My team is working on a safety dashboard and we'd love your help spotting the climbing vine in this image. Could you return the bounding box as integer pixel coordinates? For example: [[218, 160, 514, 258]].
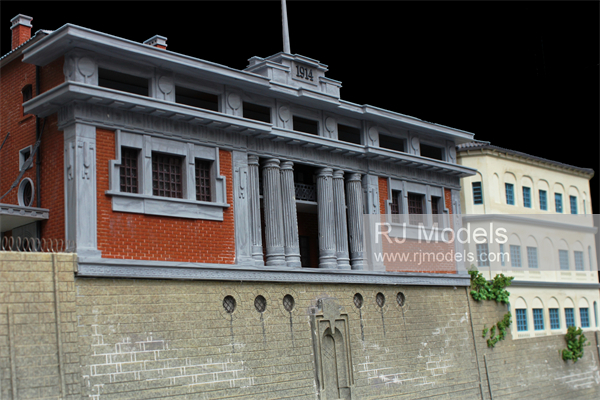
[[561, 326, 589, 363], [469, 267, 514, 348]]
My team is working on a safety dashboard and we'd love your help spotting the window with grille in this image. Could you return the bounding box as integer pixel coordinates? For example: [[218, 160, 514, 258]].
[[408, 193, 424, 225], [152, 153, 183, 198], [195, 159, 212, 201], [580, 308, 589, 328], [472, 182, 483, 205], [390, 190, 401, 215], [477, 243, 489, 267], [499, 243, 506, 267], [555, 193, 563, 213], [505, 183, 514, 205], [120, 147, 139, 193], [539, 190, 547, 210], [516, 309, 528, 331], [564, 308, 575, 328], [510, 245, 521, 268], [549, 308, 560, 330], [523, 187, 531, 208], [533, 308, 544, 330], [574, 251, 584, 271], [527, 247, 538, 269], [559, 250, 569, 270], [570, 195, 577, 214]]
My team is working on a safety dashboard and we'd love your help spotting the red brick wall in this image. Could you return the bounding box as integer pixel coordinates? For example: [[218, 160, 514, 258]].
[[377, 177, 456, 274], [444, 188, 453, 214], [95, 128, 235, 263], [39, 114, 65, 241]]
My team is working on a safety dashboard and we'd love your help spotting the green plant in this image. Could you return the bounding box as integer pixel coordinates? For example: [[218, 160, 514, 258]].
[[562, 326, 589, 362], [469, 266, 514, 348]]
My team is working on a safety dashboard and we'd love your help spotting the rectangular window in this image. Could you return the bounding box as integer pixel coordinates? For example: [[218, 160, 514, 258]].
[[407, 193, 424, 225], [119, 147, 139, 193], [549, 308, 560, 330], [390, 190, 401, 215], [379, 134, 405, 153], [195, 159, 212, 202], [510, 245, 521, 268], [570, 195, 577, 214], [555, 193, 563, 213], [293, 116, 319, 135], [98, 68, 149, 96], [420, 143, 444, 160], [574, 251, 584, 271], [533, 309, 544, 330], [472, 182, 483, 205], [505, 183, 514, 205], [523, 187, 531, 208], [243, 102, 271, 123], [559, 249, 569, 270], [539, 190, 547, 210], [175, 86, 219, 112], [580, 308, 589, 328], [527, 247, 538, 268], [337, 124, 361, 145], [564, 308, 575, 328], [516, 309, 528, 331], [477, 243, 490, 267], [499, 243, 506, 267], [152, 153, 183, 199]]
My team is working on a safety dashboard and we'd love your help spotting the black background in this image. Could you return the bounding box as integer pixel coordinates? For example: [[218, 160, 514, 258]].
[[2, 1, 598, 212]]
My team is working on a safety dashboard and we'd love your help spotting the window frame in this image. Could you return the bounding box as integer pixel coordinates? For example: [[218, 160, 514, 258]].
[[527, 246, 538, 269], [510, 245, 522, 268], [522, 186, 531, 208], [564, 308, 575, 328], [505, 183, 515, 205], [532, 308, 544, 331], [559, 249, 569, 270], [555, 193, 563, 213], [570, 195, 578, 214], [574, 251, 584, 271], [539, 190, 547, 211], [472, 182, 483, 205], [579, 308, 589, 328], [477, 243, 490, 267], [549, 308, 560, 330], [107, 129, 228, 220], [516, 309, 528, 331]]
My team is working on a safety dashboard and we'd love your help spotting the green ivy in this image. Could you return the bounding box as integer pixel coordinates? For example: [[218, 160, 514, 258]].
[[562, 326, 589, 362], [469, 267, 514, 348]]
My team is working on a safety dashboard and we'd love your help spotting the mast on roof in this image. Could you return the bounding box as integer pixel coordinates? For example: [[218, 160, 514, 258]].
[[281, 0, 291, 54]]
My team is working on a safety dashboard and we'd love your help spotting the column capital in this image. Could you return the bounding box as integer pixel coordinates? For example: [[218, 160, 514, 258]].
[[280, 160, 294, 170], [263, 158, 281, 169], [333, 169, 345, 179], [248, 154, 260, 165], [347, 172, 362, 182], [316, 167, 333, 177]]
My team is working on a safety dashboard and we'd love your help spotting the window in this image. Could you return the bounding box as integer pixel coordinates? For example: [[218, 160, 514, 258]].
[[119, 147, 139, 193], [293, 116, 319, 135], [379, 134, 405, 153], [555, 193, 562, 213], [243, 102, 270, 123], [472, 182, 483, 205], [477, 243, 490, 267], [338, 124, 361, 145], [570, 195, 577, 214], [19, 146, 32, 171], [420, 143, 444, 160], [533, 309, 544, 330], [431, 196, 441, 224], [527, 247, 538, 268], [539, 190, 547, 210], [564, 308, 575, 328], [195, 159, 212, 202], [175, 86, 219, 111], [407, 192, 424, 225], [510, 245, 521, 268], [516, 309, 528, 331], [98, 68, 149, 96], [499, 243, 506, 267], [574, 251, 584, 271], [390, 190, 401, 215], [22, 84, 32, 115], [152, 152, 183, 199], [559, 250, 569, 270], [580, 308, 589, 328], [523, 187, 531, 208], [505, 183, 514, 205], [594, 302, 598, 328], [549, 308, 560, 330]]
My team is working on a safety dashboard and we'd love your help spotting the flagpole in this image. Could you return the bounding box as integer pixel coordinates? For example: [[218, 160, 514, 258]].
[[281, 0, 291, 54]]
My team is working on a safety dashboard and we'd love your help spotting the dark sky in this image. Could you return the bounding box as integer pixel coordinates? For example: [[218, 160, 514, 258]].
[[2, 1, 598, 212]]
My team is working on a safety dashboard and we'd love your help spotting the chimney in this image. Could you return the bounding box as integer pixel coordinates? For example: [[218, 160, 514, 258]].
[[143, 35, 167, 50], [11, 14, 33, 50]]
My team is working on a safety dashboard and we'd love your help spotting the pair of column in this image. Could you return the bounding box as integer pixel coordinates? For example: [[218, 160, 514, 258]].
[[248, 156, 301, 268], [317, 169, 366, 270]]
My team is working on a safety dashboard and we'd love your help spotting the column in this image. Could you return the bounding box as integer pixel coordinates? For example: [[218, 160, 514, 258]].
[[317, 168, 337, 269], [262, 158, 286, 266], [280, 161, 301, 268], [247, 155, 264, 266], [346, 173, 366, 270], [232, 151, 253, 265], [333, 170, 351, 269]]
